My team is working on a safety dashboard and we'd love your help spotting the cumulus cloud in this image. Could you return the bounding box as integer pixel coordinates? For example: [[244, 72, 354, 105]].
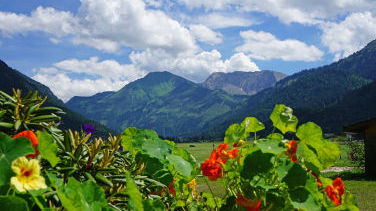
[[189, 24, 222, 45], [0, 6, 76, 37], [236, 30, 324, 61], [179, 0, 376, 25], [130, 49, 259, 82], [321, 12, 376, 59], [33, 73, 128, 102], [32, 57, 146, 101], [0, 0, 197, 54]]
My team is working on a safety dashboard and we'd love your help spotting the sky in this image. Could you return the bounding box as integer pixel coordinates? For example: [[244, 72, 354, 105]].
[[0, 0, 375, 102]]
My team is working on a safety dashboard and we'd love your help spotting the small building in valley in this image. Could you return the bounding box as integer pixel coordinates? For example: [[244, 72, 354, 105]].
[[344, 118, 376, 177]]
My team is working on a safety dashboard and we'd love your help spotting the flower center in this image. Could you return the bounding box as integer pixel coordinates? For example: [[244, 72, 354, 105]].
[[21, 167, 33, 177]]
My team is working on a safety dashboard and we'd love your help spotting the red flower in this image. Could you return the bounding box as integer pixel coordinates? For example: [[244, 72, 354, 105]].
[[310, 171, 322, 188], [285, 140, 298, 162], [26, 150, 40, 159], [325, 177, 344, 206], [201, 149, 223, 181], [13, 130, 39, 159], [13, 130, 38, 146], [168, 178, 176, 197], [236, 193, 261, 211]]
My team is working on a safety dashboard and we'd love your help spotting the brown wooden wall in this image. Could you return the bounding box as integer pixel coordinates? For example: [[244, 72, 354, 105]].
[[365, 124, 376, 177]]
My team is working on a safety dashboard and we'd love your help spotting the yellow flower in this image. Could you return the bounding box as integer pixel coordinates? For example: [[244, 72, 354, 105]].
[[187, 178, 197, 198], [10, 157, 47, 192]]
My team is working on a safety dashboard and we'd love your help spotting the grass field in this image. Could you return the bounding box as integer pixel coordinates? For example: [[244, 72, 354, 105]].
[[177, 141, 375, 211]]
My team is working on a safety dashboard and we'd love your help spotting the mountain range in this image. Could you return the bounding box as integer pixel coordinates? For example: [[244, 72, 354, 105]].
[[0, 60, 113, 137], [66, 71, 249, 137], [203, 39, 376, 137], [202, 70, 286, 95]]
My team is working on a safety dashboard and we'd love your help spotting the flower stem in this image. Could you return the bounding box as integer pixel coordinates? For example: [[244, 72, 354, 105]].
[[6, 187, 12, 195], [204, 178, 218, 209]]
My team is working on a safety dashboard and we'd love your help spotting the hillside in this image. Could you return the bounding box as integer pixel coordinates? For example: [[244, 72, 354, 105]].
[[296, 80, 376, 133], [203, 39, 376, 137], [66, 71, 249, 137], [202, 70, 286, 95], [0, 60, 114, 137]]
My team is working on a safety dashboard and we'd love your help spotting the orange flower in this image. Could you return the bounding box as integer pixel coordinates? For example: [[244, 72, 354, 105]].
[[233, 140, 246, 147], [13, 130, 38, 146], [227, 148, 240, 159], [285, 140, 298, 162], [201, 149, 223, 181], [217, 143, 230, 163], [236, 193, 262, 211], [201, 144, 241, 181], [325, 177, 344, 206], [169, 178, 176, 197]]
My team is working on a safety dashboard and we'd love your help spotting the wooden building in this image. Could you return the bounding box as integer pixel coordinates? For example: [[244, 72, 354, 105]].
[[344, 118, 376, 177]]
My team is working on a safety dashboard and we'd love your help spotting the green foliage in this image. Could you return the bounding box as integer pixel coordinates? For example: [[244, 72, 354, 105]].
[[0, 89, 63, 136], [270, 104, 298, 134], [201, 105, 358, 210], [57, 177, 110, 211], [0, 196, 29, 211], [126, 172, 143, 211], [37, 130, 60, 167], [346, 138, 365, 167], [241, 117, 265, 133], [297, 122, 340, 173]]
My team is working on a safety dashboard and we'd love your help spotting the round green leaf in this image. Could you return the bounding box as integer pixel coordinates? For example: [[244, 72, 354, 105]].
[[241, 117, 265, 133], [270, 104, 298, 134], [0, 196, 29, 211], [37, 130, 60, 167], [167, 154, 193, 177], [224, 123, 244, 144]]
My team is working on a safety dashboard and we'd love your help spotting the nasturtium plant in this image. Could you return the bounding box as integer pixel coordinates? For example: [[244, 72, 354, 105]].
[[200, 104, 358, 210]]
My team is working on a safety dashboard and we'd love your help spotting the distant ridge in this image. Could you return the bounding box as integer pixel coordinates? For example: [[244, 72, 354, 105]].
[[202, 70, 286, 95]]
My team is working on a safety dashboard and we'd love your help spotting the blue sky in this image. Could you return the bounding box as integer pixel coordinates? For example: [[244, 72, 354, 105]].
[[0, 0, 375, 101]]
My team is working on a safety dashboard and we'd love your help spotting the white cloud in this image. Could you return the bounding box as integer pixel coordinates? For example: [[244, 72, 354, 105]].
[[0, 6, 76, 37], [0, 0, 197, 54], [32, 57, 146, 101], [189, 24, 222, 45], [179, 0, 376, 25], [236, 30, 324, 61], [225, 53, 259, 72], [130, 49, 259, 82], [33, 73, 127, 102], [197, 13, 257, 29], [321, 12, 376, 59], [49, 38, 60, 44]]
